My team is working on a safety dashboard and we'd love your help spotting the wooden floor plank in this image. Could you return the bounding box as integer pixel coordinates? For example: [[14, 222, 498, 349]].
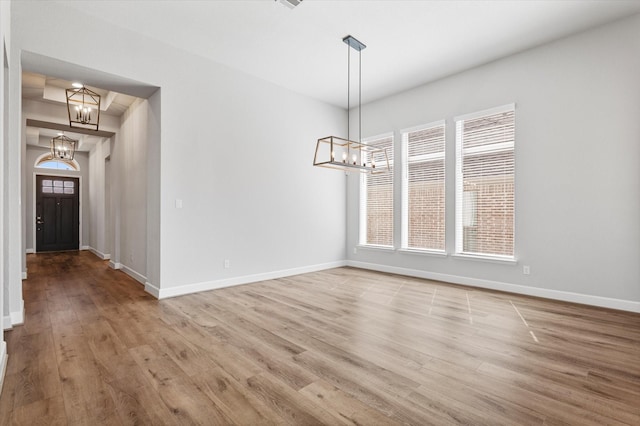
[[0, 251, 638, 425]]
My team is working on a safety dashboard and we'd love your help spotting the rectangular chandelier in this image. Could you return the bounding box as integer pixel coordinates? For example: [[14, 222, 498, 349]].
[[313, 36, 390, 174], [313, 136, 389, 174]]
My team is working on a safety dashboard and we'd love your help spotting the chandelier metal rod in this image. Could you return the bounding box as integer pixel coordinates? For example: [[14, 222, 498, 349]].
[[313, 35, 388, 174], [347, 40, 350, 142]]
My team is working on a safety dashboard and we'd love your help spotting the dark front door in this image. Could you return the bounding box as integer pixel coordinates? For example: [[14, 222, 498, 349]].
[[36, 175, 80, 252]]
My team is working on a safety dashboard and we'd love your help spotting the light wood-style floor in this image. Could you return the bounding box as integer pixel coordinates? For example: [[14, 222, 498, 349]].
[[1, 252, 639, 425]]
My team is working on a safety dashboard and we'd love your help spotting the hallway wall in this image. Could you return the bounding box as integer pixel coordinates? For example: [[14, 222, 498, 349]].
[[0, 0, 10, 369], [21, 99, 119, 260], [88, 138, 111, 259], [10, 1, 347, 298]]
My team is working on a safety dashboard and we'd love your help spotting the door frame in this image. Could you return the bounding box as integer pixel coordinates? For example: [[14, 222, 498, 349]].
[[33, 171, 83, 252]]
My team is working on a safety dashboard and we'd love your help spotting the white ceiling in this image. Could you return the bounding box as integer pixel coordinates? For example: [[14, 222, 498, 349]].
[[26, 126, 99, 154], [61, 0, 640, 107], [22, 72, 138, 116], [23, 72, 136, 152]]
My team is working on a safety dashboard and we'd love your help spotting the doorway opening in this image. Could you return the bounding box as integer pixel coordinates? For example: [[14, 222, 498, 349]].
[[35, 175, 80, 252]]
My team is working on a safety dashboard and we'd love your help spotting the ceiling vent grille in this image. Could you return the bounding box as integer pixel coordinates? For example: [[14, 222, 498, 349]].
[[277, 0, 303, 9]]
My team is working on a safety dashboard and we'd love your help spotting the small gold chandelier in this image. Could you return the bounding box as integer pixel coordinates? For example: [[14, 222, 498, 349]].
[[66, 83, 101, 131], [313, 35, 389, 174], [50, 134, 77, 161]]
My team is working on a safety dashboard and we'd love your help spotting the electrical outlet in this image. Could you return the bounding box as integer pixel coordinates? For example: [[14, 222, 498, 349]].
[[224, 259, 230, 269], [523, 265, 530, 275], [353, 247, 357, 255]]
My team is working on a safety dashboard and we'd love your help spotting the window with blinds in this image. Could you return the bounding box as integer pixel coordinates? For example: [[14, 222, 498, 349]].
[[360, 134, 394, 247], [455, 105, 515, 258], [402, 122, 445, 251]]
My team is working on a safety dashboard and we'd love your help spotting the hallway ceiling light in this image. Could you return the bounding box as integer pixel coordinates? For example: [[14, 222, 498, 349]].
[[313, 35, 389, 174], [66, 84, 101, 131], [50, 133, 77, 161]]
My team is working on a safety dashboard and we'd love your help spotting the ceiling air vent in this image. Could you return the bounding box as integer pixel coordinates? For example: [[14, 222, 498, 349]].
[[277, 0, 303, 9]]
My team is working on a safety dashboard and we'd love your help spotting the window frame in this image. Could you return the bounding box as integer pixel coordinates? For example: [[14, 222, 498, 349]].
[[359, 132, 395, 248], [401, 120, 446, 253], [454, 103, 516, 261], [35, 153, 80, 171]]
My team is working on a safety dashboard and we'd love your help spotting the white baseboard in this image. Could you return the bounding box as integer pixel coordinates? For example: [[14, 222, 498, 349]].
[[347, 260, 640, 313], [2, 316, 11, 330], [121, 265, 147, 285], [109, 261, 122, 270], [150, 260, 347, 300], [3, 300, 25, 330], [25, 248, 34, 254], [21, 271, 27, 280], [80, 245, 90, 251], [144, 281, 160, 298], [88, 247, 111, 261], [11, 301, 25, 326], [0, 341, 7, 395]]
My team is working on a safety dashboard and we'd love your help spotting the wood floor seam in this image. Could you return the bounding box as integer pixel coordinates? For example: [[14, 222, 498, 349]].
[[0, 251, 638, 425]]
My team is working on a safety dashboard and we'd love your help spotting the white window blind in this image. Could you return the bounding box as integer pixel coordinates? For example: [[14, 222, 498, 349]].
[[360, 134, 394, 247], [402, 122, 445, 251], [455, 105, 515, 258]]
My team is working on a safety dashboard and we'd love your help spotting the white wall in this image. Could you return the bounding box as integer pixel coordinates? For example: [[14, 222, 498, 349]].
[[88, 138, 110, 259], [347, 14, 640, 311], [5, 0, 22, 332], [0, 0, 10, 377], [145, 90, 161, 289], [113, 98, 149, 282], [156, 53, 347, 296], [11, 1, 346, 299]]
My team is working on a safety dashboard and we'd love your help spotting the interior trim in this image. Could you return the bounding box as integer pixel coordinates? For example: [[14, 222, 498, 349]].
[[148, 260, 348, 300], [347, 260, 640, 313]]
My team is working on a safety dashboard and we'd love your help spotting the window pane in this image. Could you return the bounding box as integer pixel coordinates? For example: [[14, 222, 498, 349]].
[[36, 159, 76, 171], [42, 187, 53, 193], [53, 180, 64, 187], [42, 179, 52, 186], [64, 181, 74, 188], [404, 123, 445, 251], [53, 187, 64, 194], [360, 135, 394, 247], [63, 188, 74, 194], [456, 107, 515, 257]]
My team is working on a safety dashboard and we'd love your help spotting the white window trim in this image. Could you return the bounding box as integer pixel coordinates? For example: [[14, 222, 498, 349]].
[[356, 244, 395, 252], [455, 104, 516, 260], [398, 248, 447, 257], [401, 120, 446, 251], [454, 103, 516, 122], [34, 152, 80, 171], [452, 253, 517, 264]]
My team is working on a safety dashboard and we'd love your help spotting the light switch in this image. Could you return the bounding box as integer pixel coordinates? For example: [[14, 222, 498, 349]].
[[175, 199, 183, 209]]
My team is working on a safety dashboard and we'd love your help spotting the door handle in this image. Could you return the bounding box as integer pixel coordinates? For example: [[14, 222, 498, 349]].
[[36, 220, 44, 224]]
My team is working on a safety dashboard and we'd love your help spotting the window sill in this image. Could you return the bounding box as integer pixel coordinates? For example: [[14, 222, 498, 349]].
[[357, 244, 395, 252], [452, 253, 516, 264], [398, 248, 447, 257]]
